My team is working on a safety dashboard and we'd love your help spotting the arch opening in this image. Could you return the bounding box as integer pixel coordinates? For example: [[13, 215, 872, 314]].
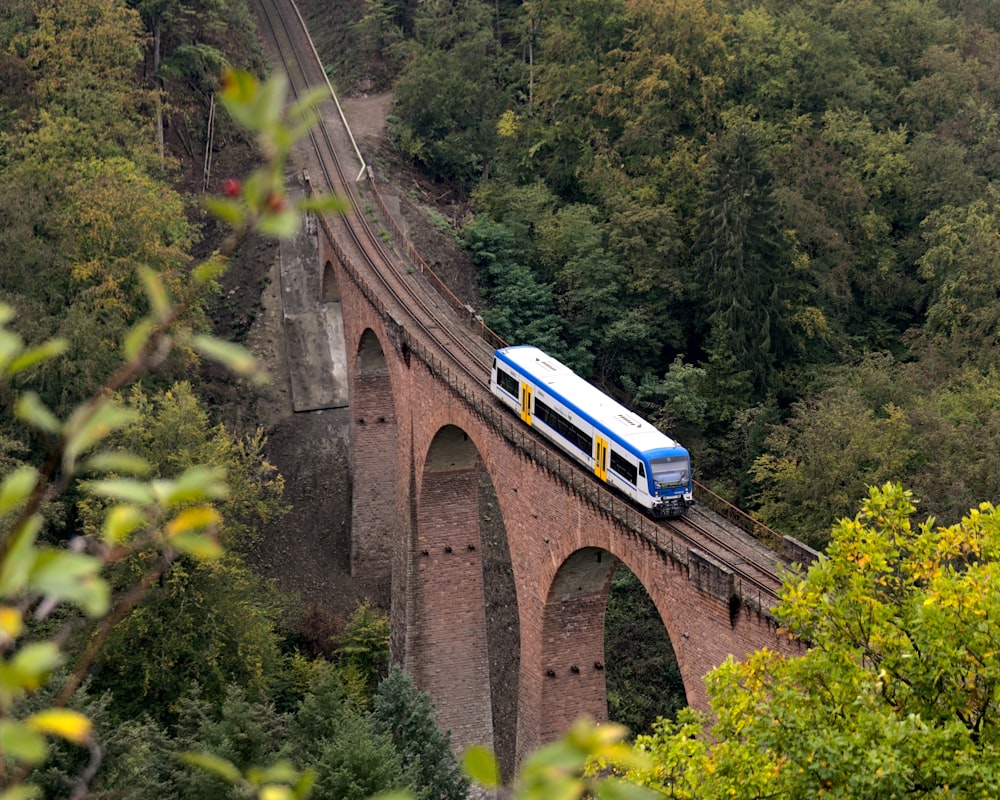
[[321, 259, 340, 302], [537, 547, 619, 743], [537, 549, 688, 743], [604, 565, 686, 736]]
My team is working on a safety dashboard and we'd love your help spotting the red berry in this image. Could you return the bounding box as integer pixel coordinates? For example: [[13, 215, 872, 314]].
[[222, 178, 241, 197]]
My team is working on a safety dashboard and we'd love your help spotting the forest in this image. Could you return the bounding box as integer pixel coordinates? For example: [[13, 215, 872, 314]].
[[2, 0, 1000, 796], [346, 0, 1000, 547]]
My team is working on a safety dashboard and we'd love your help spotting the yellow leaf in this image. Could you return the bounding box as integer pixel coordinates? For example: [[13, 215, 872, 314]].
[[26, 709, 92, 745], [0, 607, 23, 642], [166, 506, 221, 538], [259, 787, 293, 800]]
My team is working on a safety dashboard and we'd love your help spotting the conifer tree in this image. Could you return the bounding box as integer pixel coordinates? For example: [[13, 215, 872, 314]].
[[371, 666, 470, 800]]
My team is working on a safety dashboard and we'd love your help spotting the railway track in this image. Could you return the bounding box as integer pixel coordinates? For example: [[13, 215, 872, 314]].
[[250, 0, 494, 381], [248, 0, 791, 610]]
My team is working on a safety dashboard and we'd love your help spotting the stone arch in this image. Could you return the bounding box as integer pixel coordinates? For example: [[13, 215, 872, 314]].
[[602, 562, 685, 730], [350, 328, 399, 576], [532, 537, 699, 744], [321, 259, 340, 302], [410, 424, 498, 756]]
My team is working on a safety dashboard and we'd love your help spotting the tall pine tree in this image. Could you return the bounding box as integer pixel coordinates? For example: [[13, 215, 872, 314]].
[[694, 126, 795, 405], [371, 667, 470, 800]]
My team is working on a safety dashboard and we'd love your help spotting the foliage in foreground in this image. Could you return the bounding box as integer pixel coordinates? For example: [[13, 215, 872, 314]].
[[0, 63, 340, 797], [625, 482, 1000, 798]]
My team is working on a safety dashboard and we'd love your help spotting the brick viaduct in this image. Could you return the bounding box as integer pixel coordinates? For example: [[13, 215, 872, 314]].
[[309, 199, 807, 772], [254, 0, 807, 768]]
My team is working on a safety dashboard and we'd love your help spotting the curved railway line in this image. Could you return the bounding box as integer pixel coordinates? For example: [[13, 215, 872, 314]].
[[249, 0, 796, 613]]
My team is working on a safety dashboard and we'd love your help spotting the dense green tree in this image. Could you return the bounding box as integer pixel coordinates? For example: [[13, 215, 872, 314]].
[[750, 386, 914, 547], [282, 667, 410, 800], [167, 685, 289, 799], [525, 0, 628, 198], [916, 190, 1000, 366], [100, 382, 287, 547], [625, 483, 1000, 798], [371, 666, 470, 800], [603, 0, 730, 150], [8, 0, 157, 165], [391, 0, 515, 187], [81, 382, 288, 721], [335, 600, 390, 706], [902, 364, 1000, 526], [462, 215, 566, 356], [693, 125, 798, 402]]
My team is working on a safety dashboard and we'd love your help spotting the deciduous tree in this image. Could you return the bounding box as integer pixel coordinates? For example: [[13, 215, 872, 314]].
[[625, 483, 1000, 798]]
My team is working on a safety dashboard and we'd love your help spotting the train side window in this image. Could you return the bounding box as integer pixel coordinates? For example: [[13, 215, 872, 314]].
[[638, 463, 646, 478], [610, 449, 637, 485], [535, 398, 592, 455], [496, 367, 518, 397]]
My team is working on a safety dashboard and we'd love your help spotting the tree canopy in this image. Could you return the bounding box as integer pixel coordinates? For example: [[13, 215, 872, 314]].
[[383, 0, 1000, 519], [625, 483, 1000, 798]]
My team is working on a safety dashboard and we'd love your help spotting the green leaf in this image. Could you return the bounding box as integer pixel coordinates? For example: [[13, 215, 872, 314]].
[[255, 71, 289, 132], [0, 328, 23, 372], [288, 86, 329, 124], [83, 478, 155, 505], [594, 777, 659, 800], [191, 256, 227, 285], [30, 550, 109, 617], [258, 207, 303, 238], [0, 719, 47, 765], [204, 196, 246, 226], [123, 318, 154, 361], [139, 267, 170, 323], [64, 401, 141, 471], [102, 505, 146, 545], [9, 642, 63, 689], [0, 784, 42, 800], [81, 450, 151, 476], [170, 530, 223, 561], [155, 466, 228, 506], [247, 761, 301, 785], [463, 745, 500, 787], [0, 515, 41, 597], [242, 169, 271, 207], [14, 392, 61, 435], [298, 194, 350, 215], [7, 339, 68, 376], [179, 751, 243, 784], [191, 334, 260, 378], [0, 466, 39, 515]]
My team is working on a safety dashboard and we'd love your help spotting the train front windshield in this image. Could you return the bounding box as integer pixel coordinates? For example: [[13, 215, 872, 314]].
[[650, 455, 689, 489]]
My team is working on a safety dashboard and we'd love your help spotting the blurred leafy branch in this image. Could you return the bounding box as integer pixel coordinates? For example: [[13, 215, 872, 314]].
[[0, 68, 342, 800]]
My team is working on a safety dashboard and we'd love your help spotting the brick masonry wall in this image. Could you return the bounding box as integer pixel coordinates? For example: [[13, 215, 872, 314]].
[[350, 364, 396, 576]]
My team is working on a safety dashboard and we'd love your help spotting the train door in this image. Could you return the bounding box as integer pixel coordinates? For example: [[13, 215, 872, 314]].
[[594, 434, 609, 481], [520, 382, 533, 425]]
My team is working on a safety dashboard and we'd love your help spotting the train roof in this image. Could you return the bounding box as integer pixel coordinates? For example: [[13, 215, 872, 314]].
[[495, 346, 684, 456]]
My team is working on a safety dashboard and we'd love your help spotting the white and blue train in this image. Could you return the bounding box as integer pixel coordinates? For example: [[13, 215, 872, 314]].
[[490, 346, 694, 518]]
